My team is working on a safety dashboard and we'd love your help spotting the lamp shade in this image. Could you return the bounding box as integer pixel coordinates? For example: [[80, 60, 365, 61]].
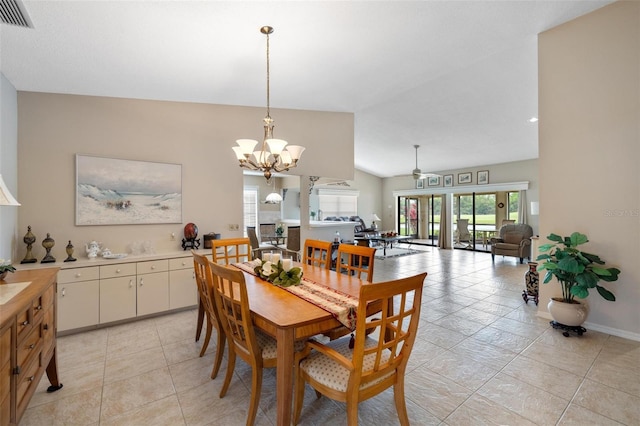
[[0, 175, 20, 206], [265, 192, 283, 204], [371, 213, 381, 221]]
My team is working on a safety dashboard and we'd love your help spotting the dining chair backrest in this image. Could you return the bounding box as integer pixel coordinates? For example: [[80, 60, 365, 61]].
[[302, 239, 333, 270], [212, 237, 252, 265], [336, 243, 376, 282], [286, 226, 301, 252], [247, 227, 260, 250], [259, 223, 276, 243]]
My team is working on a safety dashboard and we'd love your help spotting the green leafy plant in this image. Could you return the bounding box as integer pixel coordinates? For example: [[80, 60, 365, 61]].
[[253, 260, 303, 287], [0, 259, 16, 274], [536, 232, 620, 302]]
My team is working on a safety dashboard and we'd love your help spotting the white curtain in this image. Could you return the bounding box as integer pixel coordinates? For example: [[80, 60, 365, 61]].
[[518, 190, 528, 224], [438, 194, 449, 249]]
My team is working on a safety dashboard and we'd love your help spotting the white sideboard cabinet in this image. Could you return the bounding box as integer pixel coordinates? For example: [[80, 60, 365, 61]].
[[23, 251, 204, 334]]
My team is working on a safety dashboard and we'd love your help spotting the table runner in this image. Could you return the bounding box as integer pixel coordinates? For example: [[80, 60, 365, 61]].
[[234, 262, 358, 330]]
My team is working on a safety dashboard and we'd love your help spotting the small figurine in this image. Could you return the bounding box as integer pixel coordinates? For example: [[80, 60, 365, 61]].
[[21, 225, 37, 264], [64, 240, 77, 262], [41, 233, 56, 263]]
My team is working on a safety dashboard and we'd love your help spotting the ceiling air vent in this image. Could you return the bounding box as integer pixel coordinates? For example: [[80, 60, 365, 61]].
[[0, 0, 32, 28]]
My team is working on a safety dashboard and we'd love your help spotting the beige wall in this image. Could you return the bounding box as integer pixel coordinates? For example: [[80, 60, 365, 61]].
[[15, 92, 353, 260], [538, 1, 639, 338]]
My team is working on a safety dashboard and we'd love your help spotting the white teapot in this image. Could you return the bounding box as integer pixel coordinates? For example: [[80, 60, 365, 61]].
[[85, 241, 102, 259]]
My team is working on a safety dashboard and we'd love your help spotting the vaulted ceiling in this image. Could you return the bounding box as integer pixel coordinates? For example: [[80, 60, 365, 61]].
[[0, 0, 612, 177]]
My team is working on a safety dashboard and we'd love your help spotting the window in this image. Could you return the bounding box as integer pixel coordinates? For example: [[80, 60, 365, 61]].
[[243, 186, 258, 236], [317, 189, 359, 218], [507, 191, 519, 220]]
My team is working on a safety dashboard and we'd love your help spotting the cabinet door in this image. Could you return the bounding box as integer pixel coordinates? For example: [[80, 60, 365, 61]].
[[169, 268, 197, 310], [57, 281, 99, 332], [100, 276, 136, 324], [137, 272, 169, 316]]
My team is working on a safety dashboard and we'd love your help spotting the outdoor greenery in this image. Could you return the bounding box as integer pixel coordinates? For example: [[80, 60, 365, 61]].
[[536, 232, 621, 302]]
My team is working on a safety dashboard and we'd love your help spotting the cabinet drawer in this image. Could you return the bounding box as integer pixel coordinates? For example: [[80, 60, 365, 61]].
[[31, 283, 54, 319], [17, 325, 41, 369], [100, 263, 136, 279], [16, 306, 32, 341], [169, 257, 192, 270], [58, 267, 100, 283], [16, 350, 42, 418], [137, 260, 168, 274]]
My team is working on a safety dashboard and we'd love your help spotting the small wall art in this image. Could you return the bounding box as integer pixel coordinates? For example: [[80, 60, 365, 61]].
[[428, 176, 440, 187], [443, 174, 453, 187], [477, 170, 489, 184], [76, 154, 182, 225], [458, 172, 472, 184], [416, 179, 424, 189]]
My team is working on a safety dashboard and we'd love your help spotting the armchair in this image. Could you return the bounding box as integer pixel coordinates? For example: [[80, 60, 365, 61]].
[[490, 224, 533, 264]]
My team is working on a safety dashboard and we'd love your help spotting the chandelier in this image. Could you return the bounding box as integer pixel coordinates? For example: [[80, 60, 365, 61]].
[[232, 26, 305, 183]]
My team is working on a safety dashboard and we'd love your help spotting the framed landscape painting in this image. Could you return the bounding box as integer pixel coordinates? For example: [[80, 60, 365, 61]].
[[415, 179, 424, 189], [458, 172, 472, 184], [478, 170, 489, 184], [428, 176, 440, 186], [443, 174, 453, 187], [76, 154, 182, 225]]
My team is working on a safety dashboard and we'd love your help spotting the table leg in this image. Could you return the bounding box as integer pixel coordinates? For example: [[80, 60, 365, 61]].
[[276, 327, 294, 426]]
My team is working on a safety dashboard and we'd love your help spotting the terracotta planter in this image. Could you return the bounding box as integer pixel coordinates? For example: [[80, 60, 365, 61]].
[[547, 297, 589, 327]]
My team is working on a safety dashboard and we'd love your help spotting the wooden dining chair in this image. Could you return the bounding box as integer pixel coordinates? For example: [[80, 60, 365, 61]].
[[247, 226, 272, 258], [282, 225, 301, 261], [302, 239, 333, 270], [259, 223, 276, 245], [293, 272, 427, 426], [335, 243, 376, 282], [211, 237, 252, 265], [208, 261, 305, 426], [324, 243, 377, 341], [191, 251, 225, 379]]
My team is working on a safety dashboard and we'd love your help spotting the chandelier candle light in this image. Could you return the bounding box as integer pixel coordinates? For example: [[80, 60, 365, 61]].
[[232, 26, 305, 183]]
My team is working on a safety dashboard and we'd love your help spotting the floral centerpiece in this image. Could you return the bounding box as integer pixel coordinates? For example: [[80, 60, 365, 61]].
[[0, 259, 16, 280], [249, 258, 303, 287], [276, 223, 285, 236]]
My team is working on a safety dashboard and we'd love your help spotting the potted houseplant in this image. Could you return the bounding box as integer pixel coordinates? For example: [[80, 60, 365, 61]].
[[536, 232, 620, 327], [0, 259, 16, 280]]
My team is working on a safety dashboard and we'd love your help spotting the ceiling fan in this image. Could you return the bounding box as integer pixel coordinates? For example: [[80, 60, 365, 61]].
[[412, 144, 440, 180]]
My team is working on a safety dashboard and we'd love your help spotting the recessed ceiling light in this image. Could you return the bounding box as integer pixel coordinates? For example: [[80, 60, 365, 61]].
[[529, 117, 538, 123]]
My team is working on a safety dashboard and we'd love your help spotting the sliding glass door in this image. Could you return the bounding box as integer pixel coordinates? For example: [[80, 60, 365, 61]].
[[398, 197, 419, 237], [453, 192, 496, 252]]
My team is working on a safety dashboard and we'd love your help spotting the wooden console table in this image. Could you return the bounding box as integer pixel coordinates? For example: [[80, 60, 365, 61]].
[[0, 268, 62, 425]]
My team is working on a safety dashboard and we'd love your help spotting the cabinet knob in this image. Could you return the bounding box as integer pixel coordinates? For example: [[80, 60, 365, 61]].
[[28, 343, 35, 350], [116, 269, 121, 273], [62, 288, 66, 297], [129, 280, 133, 288], [75, 273, 82, 278], [21, 320, 29, 326], [182, 261, 187, 266], [139, 279, 144, 286], [151, 265, 156, 270], [35, 305, 42, 311]]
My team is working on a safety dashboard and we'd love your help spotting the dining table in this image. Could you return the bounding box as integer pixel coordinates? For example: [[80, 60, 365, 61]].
[[235, 262, 372, 426]]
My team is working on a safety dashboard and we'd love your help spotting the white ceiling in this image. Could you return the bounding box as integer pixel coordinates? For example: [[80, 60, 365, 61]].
[[0, 0, 612, 178]]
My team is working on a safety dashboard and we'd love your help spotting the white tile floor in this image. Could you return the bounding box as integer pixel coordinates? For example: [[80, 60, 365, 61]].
[[22, 247, 640, 425]]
